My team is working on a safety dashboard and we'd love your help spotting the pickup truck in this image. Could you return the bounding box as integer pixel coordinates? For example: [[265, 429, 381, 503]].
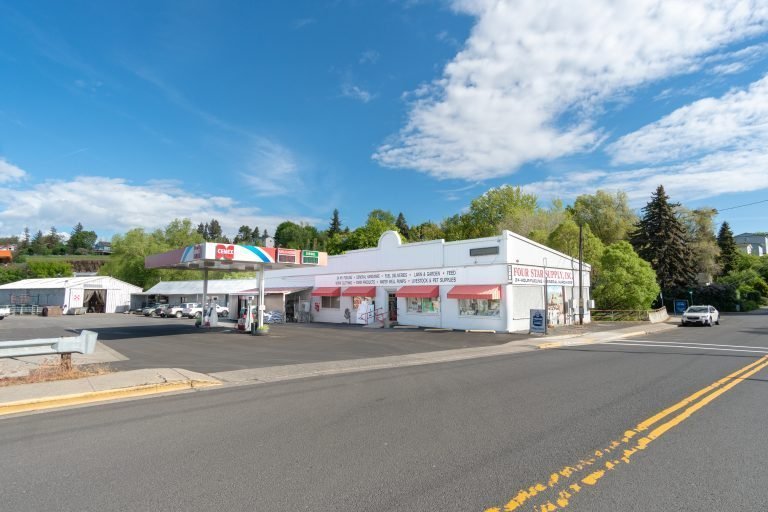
[[182, 303, 229, 318], [166, 303, 199, 318], [0, 305, 10, 320]]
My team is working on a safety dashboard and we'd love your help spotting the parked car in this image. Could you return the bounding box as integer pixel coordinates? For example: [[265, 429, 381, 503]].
[[142, 303, 167, 317], [166, 303, 198, 318], [681, 305, 719, 326], [183, 303, 229, 318], [0, 305, 10, 320]]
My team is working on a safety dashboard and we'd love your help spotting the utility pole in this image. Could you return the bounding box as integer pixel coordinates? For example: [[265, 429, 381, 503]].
[[578, 223, 584, 325]]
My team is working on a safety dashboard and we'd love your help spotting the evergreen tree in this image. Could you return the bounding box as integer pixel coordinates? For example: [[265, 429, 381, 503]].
[[630, 185, 696, 293], [395, 212, 410, 239], [328, 209, 341, 236], [19, 227, 30, 251], [716, 221, 738, 276], [251, 226, 260, 243], [234, 225, 252, 244]]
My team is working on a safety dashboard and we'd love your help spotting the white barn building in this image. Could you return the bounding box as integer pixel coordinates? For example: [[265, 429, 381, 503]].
[[0, 276, 142, 313]]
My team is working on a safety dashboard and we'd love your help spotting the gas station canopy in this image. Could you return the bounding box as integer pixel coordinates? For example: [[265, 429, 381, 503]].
[[145, 243, 327, 272]]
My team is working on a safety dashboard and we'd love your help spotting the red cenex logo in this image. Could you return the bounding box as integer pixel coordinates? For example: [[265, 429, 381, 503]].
[[215, 244, 235, 260]]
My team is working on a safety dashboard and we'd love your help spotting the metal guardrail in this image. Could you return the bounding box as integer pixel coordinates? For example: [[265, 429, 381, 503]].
[[0, 330, 98, 369], [590, 307, 667, 322]]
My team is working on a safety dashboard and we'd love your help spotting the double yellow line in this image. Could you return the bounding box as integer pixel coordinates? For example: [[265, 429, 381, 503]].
[[485, 355, 768, 512]]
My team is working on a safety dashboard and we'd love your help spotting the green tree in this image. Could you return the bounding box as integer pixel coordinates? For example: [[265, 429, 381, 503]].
[[274, 221, 321, 249], [251, 226, 261, 243], [30, 230, 46, 255], [233, 225, 253, 244], [395, 212, 410, 239], [630, 185, 696, 293], [546, 219, 605, 269], [328, 209, 342, 237], [0, 266, 28, 285], [716, 221, 738, 276], [409, 221, 444, 242], [680, 207, 720, 281], [468, 185, 539, 239], [569, 190, 637, 245], [593, 241, 660, 310], [343, 210, 398, 250], [68, 222, 98, 254]]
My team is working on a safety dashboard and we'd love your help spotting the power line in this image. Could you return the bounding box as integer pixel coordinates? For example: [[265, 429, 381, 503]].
[[718, 199, 768, 212]]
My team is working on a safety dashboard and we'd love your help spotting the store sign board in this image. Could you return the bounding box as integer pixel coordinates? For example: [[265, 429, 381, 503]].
[[508, 264, 577, 286], [529, 309, 546, 333], [316, 267, 462, 287]]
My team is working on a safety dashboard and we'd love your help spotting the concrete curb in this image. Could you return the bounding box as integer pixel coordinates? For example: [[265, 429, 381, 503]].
[[536, 323, 679, 350], [0, 370, 220, 417]]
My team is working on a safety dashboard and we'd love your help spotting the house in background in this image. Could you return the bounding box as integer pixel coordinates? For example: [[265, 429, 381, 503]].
[[734, 232, 768, 257], [93, 241, 112, 255]]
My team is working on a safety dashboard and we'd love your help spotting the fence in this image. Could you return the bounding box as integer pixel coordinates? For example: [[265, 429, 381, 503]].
[[590, 307, 668, 323], [3, 305, 43, 316]]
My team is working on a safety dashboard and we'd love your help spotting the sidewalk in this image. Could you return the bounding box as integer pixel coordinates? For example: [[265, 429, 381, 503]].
[[0, 321, 678, 417]]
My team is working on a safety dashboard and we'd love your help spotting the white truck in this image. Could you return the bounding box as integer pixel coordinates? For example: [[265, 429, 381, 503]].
[[0, 305, 10, 320], [182, 303, 229, 319]]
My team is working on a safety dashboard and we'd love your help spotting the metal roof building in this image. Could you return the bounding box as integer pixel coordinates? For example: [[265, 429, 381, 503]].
[[0, 276, 142, 313]]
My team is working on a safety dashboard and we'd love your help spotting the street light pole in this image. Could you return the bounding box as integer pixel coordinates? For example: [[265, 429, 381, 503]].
[[578, 223, 584, 325]]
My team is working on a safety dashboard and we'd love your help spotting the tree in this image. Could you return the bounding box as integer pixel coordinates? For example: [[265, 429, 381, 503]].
[[467, 185, 539, 239], [205, 219, 227, 242], [233, 225, 253, 244], [251, 226, 260, 243], [68, 222, 98, 254], [27, 260, 74, 278], [716, 221, 738, 276], [328, 209, 342, 237], [274, 221, 320, 249], [30, 230, 46, 255], [680, 207, 720, 281], [343, 209, 398, 250], [395, 213, 410, 239], [569, 190, 637, 245], [630, 185, 696, 293], [593, 241, 660, 310], [547, 219, 605, 269], [409, 221, 444, 242]]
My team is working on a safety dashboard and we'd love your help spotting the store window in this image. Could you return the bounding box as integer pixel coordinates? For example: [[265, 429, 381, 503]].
[[406, 297, 440, 313], [458, 298, 501, 316], [321, 296, 340, 309]]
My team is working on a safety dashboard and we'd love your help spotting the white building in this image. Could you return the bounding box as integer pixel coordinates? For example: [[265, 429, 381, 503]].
[[261, 230, 590, 333], [0, 276, 142, 313], [734, 232, 768, 257]]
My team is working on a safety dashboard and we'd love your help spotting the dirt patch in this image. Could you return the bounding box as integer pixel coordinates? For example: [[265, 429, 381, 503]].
[[0, 358, 113, 387]]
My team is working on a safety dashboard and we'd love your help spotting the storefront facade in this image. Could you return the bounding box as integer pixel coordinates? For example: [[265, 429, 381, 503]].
[[262, 230, 591, 333]]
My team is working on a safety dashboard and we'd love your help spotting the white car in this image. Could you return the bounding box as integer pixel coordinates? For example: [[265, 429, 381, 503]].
[[681, 305, 720, 326], [0, 305, 9, 320], [183, 303, 229, 318], [167, 303, 199, 318]]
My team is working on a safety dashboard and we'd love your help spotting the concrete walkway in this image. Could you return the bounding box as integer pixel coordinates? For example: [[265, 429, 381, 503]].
[[0, 321, 678, 417]]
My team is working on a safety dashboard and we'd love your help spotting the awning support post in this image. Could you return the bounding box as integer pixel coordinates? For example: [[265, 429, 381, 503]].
[[258, 266, 265, 328], [202, 269, 209, 324]]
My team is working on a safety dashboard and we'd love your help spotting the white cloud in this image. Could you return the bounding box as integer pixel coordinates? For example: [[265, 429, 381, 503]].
[[0, 176, 319, 238], [608, 74, 768, 165], [240, 138, 302, 196], [0, 158, 27, 183], [341, 83, 375, 103], [359, 50, 380, 65], [374, 0, 768, 180], [523, 149, 768, 206]]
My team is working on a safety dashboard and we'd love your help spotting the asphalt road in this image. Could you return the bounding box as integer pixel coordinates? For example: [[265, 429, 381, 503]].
[[0, 310, 766, 511]]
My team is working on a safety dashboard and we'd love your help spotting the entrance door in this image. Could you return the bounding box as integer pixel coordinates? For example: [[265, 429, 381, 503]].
[[388, 293, 397, 321]]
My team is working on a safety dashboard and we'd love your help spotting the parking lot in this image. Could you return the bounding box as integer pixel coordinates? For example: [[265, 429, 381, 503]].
[[0, 314, 528, 374]]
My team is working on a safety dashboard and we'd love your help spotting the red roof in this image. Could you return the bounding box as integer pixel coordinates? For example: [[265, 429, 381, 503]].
[[341, 286, 376, 297], [395, 285, 439, 298], [311, 287, 341, 297], [447, 285, 502, 300]]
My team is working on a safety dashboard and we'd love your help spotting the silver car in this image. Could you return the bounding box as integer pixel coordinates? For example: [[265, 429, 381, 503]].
[[681, 305, 720, 326]]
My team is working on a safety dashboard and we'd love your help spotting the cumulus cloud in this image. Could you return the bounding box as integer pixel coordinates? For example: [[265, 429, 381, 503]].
[[608, 74, 768, 165], [374, 0, 768, 180], [0, 158, 27, 183], [0, 176, 319, 238], [523, 149, 768, 206]]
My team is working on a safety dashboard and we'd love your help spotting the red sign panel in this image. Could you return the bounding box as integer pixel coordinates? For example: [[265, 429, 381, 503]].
[[215, 244, 235, 260]]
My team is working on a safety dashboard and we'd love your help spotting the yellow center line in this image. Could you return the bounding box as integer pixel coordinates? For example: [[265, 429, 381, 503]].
[[484, 355, 768, 512]]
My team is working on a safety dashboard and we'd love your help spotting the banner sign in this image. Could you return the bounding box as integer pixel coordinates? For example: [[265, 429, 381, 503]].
[[529, 309, 546, 333], [508, 264, 577, 286], [316, 267, 476, 288]]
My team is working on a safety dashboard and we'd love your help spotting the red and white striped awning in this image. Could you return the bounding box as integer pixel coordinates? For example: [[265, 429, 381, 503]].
[[447, 285, 502, 300]]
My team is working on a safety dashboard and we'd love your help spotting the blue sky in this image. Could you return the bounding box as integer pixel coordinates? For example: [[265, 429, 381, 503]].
[[1, 0, 767, 241]]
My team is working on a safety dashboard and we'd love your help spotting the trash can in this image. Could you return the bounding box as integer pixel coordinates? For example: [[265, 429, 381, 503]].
[[42, 307, 49, 317], [251, 323, 257, 335]]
